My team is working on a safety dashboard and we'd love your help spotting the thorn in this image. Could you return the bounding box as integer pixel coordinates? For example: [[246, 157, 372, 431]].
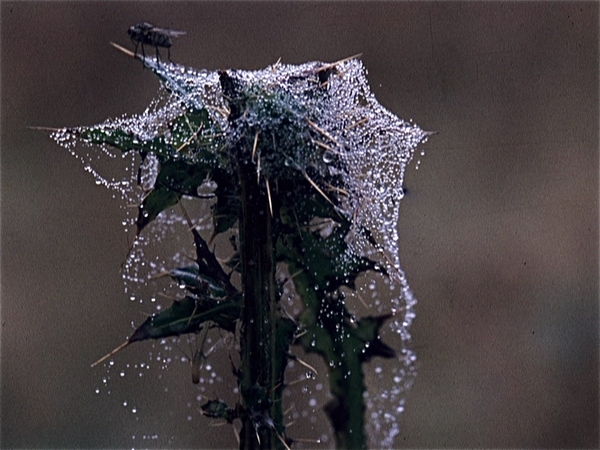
[[323, 181, 349, 196], [265, 178, 273, 217], [256, 153, 261, 184], [252, 130, 259, 162], [178, 200, 194, 230], [91, 340, 131, 367], [233, 424, 241, 445], [316, 53, 363, 73], [288, 354, 318, 376], [28, 125, 65, 133], [176, 122, 203, 153], [183, 111, 196, 135], [307, 119, 341, 147], [110, 41, 136, 59], [292, 437, 322, 444], [285, 377, 308, 388], [157, 292, 181, 301], [271, 57, 282, 72], [283, 403, 295, 416], [275, 430, 292, 450], [292, 329, 308, 341], [148, 270, 171, 280], [302, 170, 334, 206], [311, 138, 338, 154], [354, 290, 370, 311], [288, 268, 304, 280], [185, 300, 200, 331], [346, 117, 369, 130], [140, 187, 155, 203], [280, 268, 304, 289], [209, 420, 229, 427]]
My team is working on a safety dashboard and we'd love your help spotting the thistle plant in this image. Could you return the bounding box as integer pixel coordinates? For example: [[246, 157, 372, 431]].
[[41, 43, 431, 449]]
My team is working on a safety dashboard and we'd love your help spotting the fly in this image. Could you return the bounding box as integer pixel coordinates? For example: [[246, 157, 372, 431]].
[[127, 22, 186, 67]]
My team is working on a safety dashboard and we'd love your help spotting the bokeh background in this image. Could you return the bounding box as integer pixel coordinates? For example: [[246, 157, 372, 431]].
[[2, 1, 597, 448]]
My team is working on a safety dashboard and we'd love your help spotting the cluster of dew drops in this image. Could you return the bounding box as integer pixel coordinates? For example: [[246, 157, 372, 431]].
[[259, 58, 428, 447], [51, 58, 429, 448], [51, 90, 235, 439]]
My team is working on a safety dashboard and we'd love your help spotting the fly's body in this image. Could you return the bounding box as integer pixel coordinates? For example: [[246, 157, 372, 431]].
[[127, 22, 186, 66]]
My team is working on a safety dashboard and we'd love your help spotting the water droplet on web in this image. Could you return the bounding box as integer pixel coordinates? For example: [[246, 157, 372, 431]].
[[47, 58, 430, 448], [322, 150, 335, 163]]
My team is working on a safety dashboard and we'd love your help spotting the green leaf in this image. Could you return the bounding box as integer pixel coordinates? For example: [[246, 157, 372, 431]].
[[129, 295, 242, 343], [65, 125, 174, 159], [169, 108, 210, 148], [211, 178, 239, 236], [136, 158, 217, 233], [137, 186, 180, 233], [169, 264, 229, 300], [201, 399, 237, 423], [277, 224, 378, 293], [142, 59, 208, 110], [59, 104, 217, 163]]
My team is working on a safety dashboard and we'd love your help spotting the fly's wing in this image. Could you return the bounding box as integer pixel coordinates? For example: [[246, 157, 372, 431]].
[[150, 26, 187, 38]]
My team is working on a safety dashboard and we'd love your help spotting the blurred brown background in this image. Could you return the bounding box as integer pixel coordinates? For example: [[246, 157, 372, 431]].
[[1, 1, 597, 448]]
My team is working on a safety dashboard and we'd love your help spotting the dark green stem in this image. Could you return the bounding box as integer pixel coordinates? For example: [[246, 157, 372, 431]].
[[220, 70, 282, 450], [237, 156, 279, 449]]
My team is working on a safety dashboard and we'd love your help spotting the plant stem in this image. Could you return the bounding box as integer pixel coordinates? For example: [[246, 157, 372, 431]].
[[237, 156, 279, 449], [220, 70, 281, 449]]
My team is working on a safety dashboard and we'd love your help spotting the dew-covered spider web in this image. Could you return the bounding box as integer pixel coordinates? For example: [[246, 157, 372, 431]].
[[50, 56, 430, 448]]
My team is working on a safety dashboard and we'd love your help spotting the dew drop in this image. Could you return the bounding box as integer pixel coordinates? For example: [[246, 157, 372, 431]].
[[322, 150, 335, 163]]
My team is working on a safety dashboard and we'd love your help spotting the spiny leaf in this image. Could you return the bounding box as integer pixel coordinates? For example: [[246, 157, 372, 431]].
[[130, 295, 241, 342], [91, 295, 242, 367], [78, 126, 174, 158], [136, 158, 217, 233], [201, 399, 238, 423], [291, 270, 393, 449], [211, 179, 239, 236], [137, 186, 180, 233], [111, 41, 206, 110], [277, 223, 378, 293], [169, 264, 229, 300], [168, 108, 213, 152]]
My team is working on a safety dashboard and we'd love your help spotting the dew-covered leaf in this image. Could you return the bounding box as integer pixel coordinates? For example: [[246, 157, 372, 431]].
[[136, 185, 180, 232], [169, 264, 229, 300], [210, 178, 239, 236], [136, 158, 217, 233], [290, 267, 394, 449], [129, 295, 242, 342], [201, 399, 237, 423], [140, 58, 211, 110], [277, 222, 378, 293], [52, 126, 174, 159]]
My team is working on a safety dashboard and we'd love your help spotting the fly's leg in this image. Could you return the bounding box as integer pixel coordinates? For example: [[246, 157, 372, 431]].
[[141, 43, 146, 68], [155, 46, 162, 67]]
